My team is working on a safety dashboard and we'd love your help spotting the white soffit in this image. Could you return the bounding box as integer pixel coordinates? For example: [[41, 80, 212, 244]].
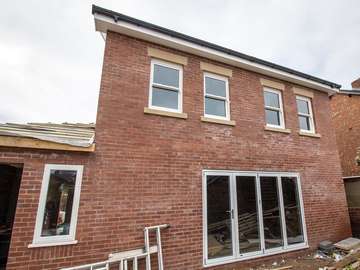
[[94, 14, 339, 95]]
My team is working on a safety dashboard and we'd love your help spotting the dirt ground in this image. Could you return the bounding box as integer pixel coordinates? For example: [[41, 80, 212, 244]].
[[233, 252, 333, 270]]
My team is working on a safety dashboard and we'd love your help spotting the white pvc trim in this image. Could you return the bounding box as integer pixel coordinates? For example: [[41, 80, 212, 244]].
[[28, 240, 78, 248], [203, 72, 230, 121], [296, 95, 316, 134], [263, 87, 286, 129], [148, 59, 183, 113], [277, 176, 288, 248], [31, 164, 83, 247]]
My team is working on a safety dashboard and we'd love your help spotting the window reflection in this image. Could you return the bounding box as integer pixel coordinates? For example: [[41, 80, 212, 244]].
[[205, 172, 306, 263], [152, 87, 178, 109], [153, 64, 179, 87], [207, 175, 233, 259], [41, 170, 76, 237], [281, 177, 304, 245], [236, 176, 261, 254], [205, 98, 226, 117], [265, 109, 281, 126], [260, 176, 283, 249]]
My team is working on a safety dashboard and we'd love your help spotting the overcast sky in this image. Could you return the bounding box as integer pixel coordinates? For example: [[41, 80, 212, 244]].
[[1, 0, 359, 123]]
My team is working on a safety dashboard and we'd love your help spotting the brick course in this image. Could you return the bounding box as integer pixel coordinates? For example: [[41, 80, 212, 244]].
[[2, 31, 351, 269]]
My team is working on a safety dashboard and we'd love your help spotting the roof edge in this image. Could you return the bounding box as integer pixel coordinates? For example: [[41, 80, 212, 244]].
[[338, 89, 360, 96], [0, 135, 95, 152], [92, 5, 341, 92]]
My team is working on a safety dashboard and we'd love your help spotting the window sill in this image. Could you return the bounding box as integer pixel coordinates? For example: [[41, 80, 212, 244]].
[[201, 116, 236, 126], [264, 126, 291, 134], [299, 131, 321, 138], [144, 107, 188, 119], [28, 240, 78, 248]]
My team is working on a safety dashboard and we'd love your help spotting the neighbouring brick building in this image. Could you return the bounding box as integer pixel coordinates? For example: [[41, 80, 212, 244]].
[[331, 78, 360, 237], [0, 5, 353, 270]]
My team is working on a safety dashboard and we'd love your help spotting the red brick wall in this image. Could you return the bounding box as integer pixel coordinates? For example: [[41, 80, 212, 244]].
[[0, 148, 94, 269], [331, 94, 360, 177], [92, 32, 350, 269], [352, 78, 360, 89], [3, 31, 351, 269]]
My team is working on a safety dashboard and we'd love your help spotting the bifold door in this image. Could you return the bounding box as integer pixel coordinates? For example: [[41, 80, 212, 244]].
[[206, 174, 235, 261], [203, 171, 307, 266]]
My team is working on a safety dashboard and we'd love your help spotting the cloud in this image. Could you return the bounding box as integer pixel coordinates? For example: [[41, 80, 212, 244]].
[[0, 0, 359, 123]]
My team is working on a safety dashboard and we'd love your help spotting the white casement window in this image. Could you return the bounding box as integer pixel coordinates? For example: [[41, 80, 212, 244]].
[[296, 96, 315, 133], [203, 170, 307, 267], [204, 73, 230, 120], [149, 59, 183, 113], [263, 88, 285, 129], [30, 164, 83, 247]]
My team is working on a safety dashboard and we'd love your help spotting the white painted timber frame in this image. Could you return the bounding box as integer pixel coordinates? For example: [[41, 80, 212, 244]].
[[296, 95, 315, 134], [94, 13, 339, 95], [263, 87, 286, 129], [202, 170, 308, 267], [203, 72, 230, 120], [149, 59, 183, 113], [30, 164, 84, 247]]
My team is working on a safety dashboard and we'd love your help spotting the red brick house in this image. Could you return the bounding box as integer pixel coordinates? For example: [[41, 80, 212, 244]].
[[0, 5, 352, 270], [331, 78, 360, 237]]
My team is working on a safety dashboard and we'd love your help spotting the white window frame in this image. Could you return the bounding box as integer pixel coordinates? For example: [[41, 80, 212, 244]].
[[202, 170, 308, 267], [30, 164, 83, 247], [203, 72, 230, 120], [296, 95, 315, 134], [149, 59, 183, 113], [263, 87, 285, 129]]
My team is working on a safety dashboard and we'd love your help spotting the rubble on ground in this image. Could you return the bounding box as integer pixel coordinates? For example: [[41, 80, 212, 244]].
[[246, 238, 360, 270], [316, 238, 360, 270]]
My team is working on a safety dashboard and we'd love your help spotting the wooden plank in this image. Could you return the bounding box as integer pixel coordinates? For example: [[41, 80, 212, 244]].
[[272, 266, 293, 270], [331, 250, 360, 269], [0, 135, 95, 152]]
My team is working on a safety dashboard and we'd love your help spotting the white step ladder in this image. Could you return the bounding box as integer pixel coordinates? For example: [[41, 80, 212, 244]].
[[60, 224, 169, 270]]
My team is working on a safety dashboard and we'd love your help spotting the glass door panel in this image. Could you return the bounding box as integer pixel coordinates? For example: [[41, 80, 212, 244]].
[[206, 175, 233, 259], [260, 176, 283, 249], [236, 176, 261, 254], [281, 177, 304, 245]]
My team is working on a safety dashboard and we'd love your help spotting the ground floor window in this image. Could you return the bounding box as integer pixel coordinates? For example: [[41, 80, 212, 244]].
[[31, 164, 83, 246], [203, 171, 307, 266]]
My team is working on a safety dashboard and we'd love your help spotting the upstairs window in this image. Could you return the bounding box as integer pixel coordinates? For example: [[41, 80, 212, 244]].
[[204, 73, 230, 120], [31, 164, 83, 246], [296, 96, 315, 133], [149, 59, 183, 112], [263, 88, 285, 128]]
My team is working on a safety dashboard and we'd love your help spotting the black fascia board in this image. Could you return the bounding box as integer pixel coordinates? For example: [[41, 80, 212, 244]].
[[92, 5, 341, 89]]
